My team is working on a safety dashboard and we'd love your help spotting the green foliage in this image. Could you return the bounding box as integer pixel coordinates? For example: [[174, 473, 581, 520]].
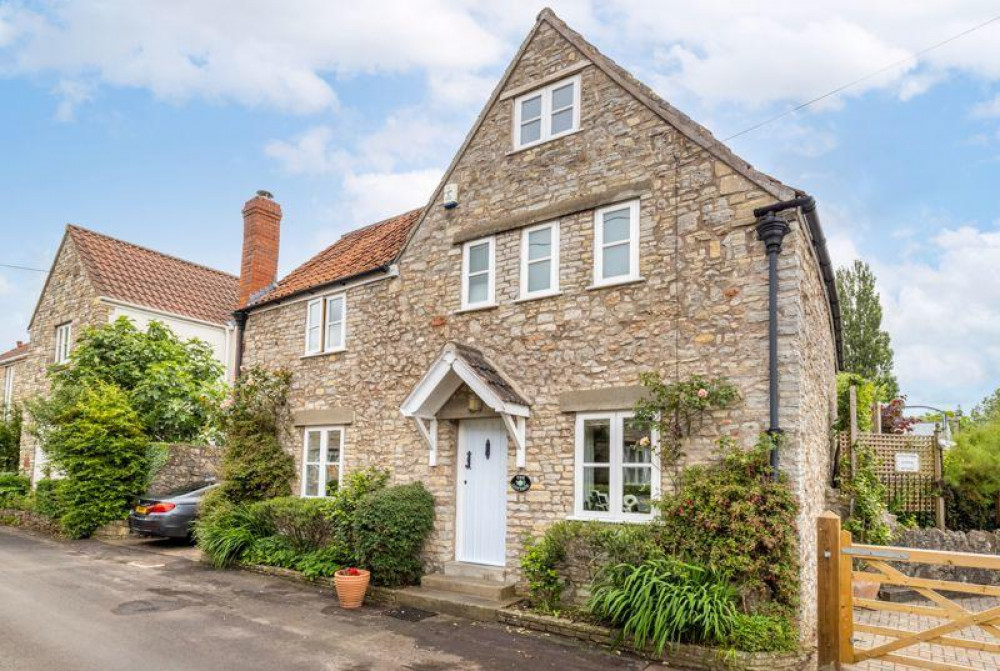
[[633, 373, 740, 466], [588, 558, 738, 654], [835, 373, 878, 433], [34, 478, 67, 519], [0, 407, 22, 472], [217, 367, 296, 505], [251, 496, 337, 551], [42, 383, 150, 538], [724, 614, 798, 653], [841, 445, 891, 545], [42, 318, 225, 443], [654, 435, 801, 612], [971, 389, 1000, 426], [0, 472, 29, 506], [944, 419, 1000, 530], [195, 501, 275, 568], [521, 520, 663, 613], [836, 260, 898, 399], [353, 482, 435, 586]]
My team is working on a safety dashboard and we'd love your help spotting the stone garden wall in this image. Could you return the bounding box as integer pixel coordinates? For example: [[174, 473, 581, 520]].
[[148, 443, 221, 494], [894, 527, 1000, 585]]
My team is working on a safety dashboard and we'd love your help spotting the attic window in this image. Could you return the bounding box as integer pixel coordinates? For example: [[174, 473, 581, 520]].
[[513, 75, 581, 150], [304, 294, 347, 355]]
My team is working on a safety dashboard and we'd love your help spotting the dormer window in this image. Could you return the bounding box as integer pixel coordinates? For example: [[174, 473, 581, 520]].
[[513, 75, 581, 150], [304, 293, 347, 355]]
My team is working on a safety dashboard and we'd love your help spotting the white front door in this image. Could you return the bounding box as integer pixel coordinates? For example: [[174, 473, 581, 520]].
[[456, 418, 508, 566]]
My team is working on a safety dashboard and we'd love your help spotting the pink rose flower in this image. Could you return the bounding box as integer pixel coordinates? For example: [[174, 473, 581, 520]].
[[697, 388, 709, 399]]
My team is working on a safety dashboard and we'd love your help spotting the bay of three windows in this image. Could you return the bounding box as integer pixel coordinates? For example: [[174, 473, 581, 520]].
[[461, 199, 641, 310]]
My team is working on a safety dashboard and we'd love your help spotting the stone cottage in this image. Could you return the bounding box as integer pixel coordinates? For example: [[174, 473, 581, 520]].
[[0, 342, 29, 422], [236, 9, 840, 639], [13, 225, 240, 481]]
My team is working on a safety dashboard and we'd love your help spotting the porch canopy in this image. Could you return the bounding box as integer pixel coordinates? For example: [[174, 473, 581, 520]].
[[400, 342, 530, 468]]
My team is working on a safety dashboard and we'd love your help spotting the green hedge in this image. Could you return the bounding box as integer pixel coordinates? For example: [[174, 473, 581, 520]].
[[34, 478, 68, 519], [0, 472, 29, 506], [353, 482, 435, 586]]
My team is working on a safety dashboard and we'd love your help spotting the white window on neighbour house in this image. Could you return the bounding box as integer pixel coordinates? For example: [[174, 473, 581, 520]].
[[593, 200, 640, 287], [2, 367, 13, 419], [575, 411, 659, 522], [461, 237, 495, 310], [54, 322, 72, 364], [304, 294, 347, 355], [513, 75, 581, 150], [520, 221, 559, 299], [302, 427, 344, 497]]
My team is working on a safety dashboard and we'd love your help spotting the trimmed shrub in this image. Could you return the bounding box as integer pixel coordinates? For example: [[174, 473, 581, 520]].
[[34, 478, 68, 519], [724, 614, 799, 653], [0, 472, 29, 506], [251, 496, 337, 552], [353, 482, 435, 586], [0, 407, 22, 472]]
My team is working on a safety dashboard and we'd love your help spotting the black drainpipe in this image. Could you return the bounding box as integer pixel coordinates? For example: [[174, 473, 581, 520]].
[[233, 310, 248, 379]]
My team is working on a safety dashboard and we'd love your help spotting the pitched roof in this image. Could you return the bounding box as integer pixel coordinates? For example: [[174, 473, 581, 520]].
[[247, 208, 421, 309], [451, 342, 529, 407], [0, 342, 28, 365], [67, 225, 239, 325]]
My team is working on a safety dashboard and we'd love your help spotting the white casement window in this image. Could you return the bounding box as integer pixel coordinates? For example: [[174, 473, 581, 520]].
[[304, 293, 347, 355], [461, 237, 495, 310], [520, 221, 560, 299], [593, 200, 640, 287], [301, 427, 344, 497], [54, 322, 72, 364], [574, 411, 659, 521], [513, 75, 581, 150], [2, 367, 13, 419]]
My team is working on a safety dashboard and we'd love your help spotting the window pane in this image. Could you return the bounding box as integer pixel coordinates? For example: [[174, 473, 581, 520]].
[[520, 119, 541, 145], [521, 95, 542, 120], [602, 208, 631, 243], [527, 227, 551, 261], [583, 419, 611, 463], [307, 301, 321, 325], [326, 430, 341, 463], [307, 326, 320, 352], [306, 432, 321, 462], [583, 467, 610, 511], [468, 274, 488, 304], [623, 422, 652, 463], [468, 242, 489, 273], [325, 466, 340, 496], [527, 260, 551, 293], [622, 467, 652, 514], [328, 297, 344, 323], [551, 82, 574, 110], [326, 323, 342, 349], [304, 465, 319, 496], [551, 108, 573, 135], [602, 243, 630, 279]]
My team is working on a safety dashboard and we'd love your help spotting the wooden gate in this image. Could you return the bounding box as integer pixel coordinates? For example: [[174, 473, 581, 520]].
[[818, 511, 1000, 670]]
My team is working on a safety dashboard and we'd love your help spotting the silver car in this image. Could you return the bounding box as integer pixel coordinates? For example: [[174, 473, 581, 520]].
[[129, 481, 218, 540]]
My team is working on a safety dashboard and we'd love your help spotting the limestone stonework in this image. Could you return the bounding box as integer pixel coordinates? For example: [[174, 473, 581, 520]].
[[240, 10, 837, 645]]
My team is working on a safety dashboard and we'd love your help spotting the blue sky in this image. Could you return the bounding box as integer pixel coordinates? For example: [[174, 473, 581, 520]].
[[1, 1, 999, 412]]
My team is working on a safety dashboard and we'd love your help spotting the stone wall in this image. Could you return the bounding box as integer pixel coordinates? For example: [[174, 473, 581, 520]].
[[241, 16, 837, 642], [148, 443, 221, 494], [894, 527, 1000, 585]]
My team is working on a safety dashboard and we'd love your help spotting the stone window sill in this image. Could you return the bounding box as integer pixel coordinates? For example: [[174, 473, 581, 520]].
[[514, 290, 563, 304], [505, 128, 584, 157], [586, 276, 646, 291], [453, 303, 499, 315], [300, 347, 346, 360]]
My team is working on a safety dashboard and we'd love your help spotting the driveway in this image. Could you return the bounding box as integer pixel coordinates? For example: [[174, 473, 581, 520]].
[[0, 527, 666, 671]]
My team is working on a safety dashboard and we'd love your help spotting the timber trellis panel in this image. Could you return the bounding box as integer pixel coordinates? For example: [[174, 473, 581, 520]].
[[840, 432, 940, 514], [818, 511, 1000, 670]]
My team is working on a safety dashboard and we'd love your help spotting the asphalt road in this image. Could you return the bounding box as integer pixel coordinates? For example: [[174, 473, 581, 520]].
[[0, 527, 664, 671]]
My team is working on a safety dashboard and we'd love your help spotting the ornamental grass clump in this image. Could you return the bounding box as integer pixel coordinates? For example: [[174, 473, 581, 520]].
[[588, 558, 738, 654]]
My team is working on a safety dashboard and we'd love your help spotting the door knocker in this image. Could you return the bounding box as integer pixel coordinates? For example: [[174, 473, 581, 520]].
[[485, 439, 491, 460], [465, 450, 472, 470]]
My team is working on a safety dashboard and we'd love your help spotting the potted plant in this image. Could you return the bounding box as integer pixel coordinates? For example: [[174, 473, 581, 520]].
[[334, 567, 370, 609]]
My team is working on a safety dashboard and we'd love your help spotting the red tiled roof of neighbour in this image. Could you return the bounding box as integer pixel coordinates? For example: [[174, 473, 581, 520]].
[[67, 225, 240, 325], [248, 208, 422, 308], [0, 342, 29, 364]]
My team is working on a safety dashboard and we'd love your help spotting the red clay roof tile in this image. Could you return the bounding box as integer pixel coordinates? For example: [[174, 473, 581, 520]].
[[0, 342, 29, 364]]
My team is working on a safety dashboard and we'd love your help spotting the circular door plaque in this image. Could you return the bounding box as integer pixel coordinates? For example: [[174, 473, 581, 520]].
[[510, 474, 531, 493]]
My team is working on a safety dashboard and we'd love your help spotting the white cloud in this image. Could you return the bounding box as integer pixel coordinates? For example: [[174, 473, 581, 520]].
[[341, 168, 441, 224], [972, 93, 1000, 118], [264, 126, 345, 175]]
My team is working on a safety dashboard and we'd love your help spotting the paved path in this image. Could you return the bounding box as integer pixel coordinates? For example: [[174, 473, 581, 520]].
[[851, 596, 1000, 670], [0, 527, 669, 671]]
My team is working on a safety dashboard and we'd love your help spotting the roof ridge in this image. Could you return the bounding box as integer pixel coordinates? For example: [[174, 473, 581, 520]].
[[66, 224, 239, 280], [340, 207, 424, 241]]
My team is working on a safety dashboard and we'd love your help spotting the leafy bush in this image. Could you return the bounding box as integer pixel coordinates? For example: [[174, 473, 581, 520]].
[[653, 435, 800, 612], [588, 558, 738, 654], [196, 502, 275, 568], [42, 383, 150, 538], [0, 407, 22, 472], [252, 496, 336, 551], [835, 372, 878, 433], [944, 419, 1000, 530], [724, 614, 798, 653], [34, 478, 67, 519], [0, 472, 29, 506], [841, 444, 891, 545], [353, 482, 435, 586], [217, 367, 296, 505]]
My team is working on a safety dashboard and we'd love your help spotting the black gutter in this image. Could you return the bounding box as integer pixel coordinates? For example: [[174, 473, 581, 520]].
[[233, 310, 248, 379]]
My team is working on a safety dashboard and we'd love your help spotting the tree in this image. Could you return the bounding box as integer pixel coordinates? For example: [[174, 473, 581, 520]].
[[971, 389, 1000, 425], [0, 406, 21, 471], [836, 260, 898, 400]]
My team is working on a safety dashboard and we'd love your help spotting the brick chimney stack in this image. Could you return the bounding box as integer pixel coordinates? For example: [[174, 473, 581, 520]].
[[239, 190, 281, 306]]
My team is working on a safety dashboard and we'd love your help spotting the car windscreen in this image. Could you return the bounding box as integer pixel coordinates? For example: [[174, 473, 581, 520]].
[[150, 481, 215, 498]]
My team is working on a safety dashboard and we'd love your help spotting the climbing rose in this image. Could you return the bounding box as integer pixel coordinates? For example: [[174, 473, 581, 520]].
[[697, 388, 709, 399]]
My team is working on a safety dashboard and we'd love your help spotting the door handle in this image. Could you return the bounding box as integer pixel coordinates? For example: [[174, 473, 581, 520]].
[[485, 439, 491, 460], [465, 450, 471, 470]]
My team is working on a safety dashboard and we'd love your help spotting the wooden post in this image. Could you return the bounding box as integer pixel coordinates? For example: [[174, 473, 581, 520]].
[[818, 511, 845, 669], [933, 432, 946, 529], [849, 384, 859, 444], [873, 401, 882, 434], [839, 527, 855, 665]]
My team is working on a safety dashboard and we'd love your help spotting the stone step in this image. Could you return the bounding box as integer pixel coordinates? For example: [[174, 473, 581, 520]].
[[420, 573, 516, 601], [390, 586, 520, 622], [443, 561, 507, 582]]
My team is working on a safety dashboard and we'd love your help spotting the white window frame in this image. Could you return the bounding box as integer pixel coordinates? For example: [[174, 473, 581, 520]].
[[573, 411, 660, 522], [520, 221, 560, 300], [54, 322, 72, 364], [461, 237, 496, 310], [512, 74, 582, 150], [2, 366, 13, 419], [301, 426, 345, 498], [593, 199, 641, 288], [303, 293, 347, 356]]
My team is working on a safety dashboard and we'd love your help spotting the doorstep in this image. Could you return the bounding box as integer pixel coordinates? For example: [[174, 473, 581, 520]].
[[384, 569, 520, 622]]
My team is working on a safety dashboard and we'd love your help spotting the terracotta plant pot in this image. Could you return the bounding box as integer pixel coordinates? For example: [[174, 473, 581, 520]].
[[334, 568, 370, 609]]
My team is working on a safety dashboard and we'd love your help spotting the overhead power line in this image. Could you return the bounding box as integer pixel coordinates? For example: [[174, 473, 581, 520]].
[[0, 262, 48, 274], [723, 13, 1000, 142]]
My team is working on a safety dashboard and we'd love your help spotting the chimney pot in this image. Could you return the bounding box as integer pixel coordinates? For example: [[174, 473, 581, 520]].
[[239, 192, 282, 306], [256, 189, 274, 199]]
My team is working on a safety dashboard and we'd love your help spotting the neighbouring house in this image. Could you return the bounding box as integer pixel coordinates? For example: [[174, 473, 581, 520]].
[[236, 9, 840, 641], [0, 342, 29, 421], [14, 224, 240, 481]]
